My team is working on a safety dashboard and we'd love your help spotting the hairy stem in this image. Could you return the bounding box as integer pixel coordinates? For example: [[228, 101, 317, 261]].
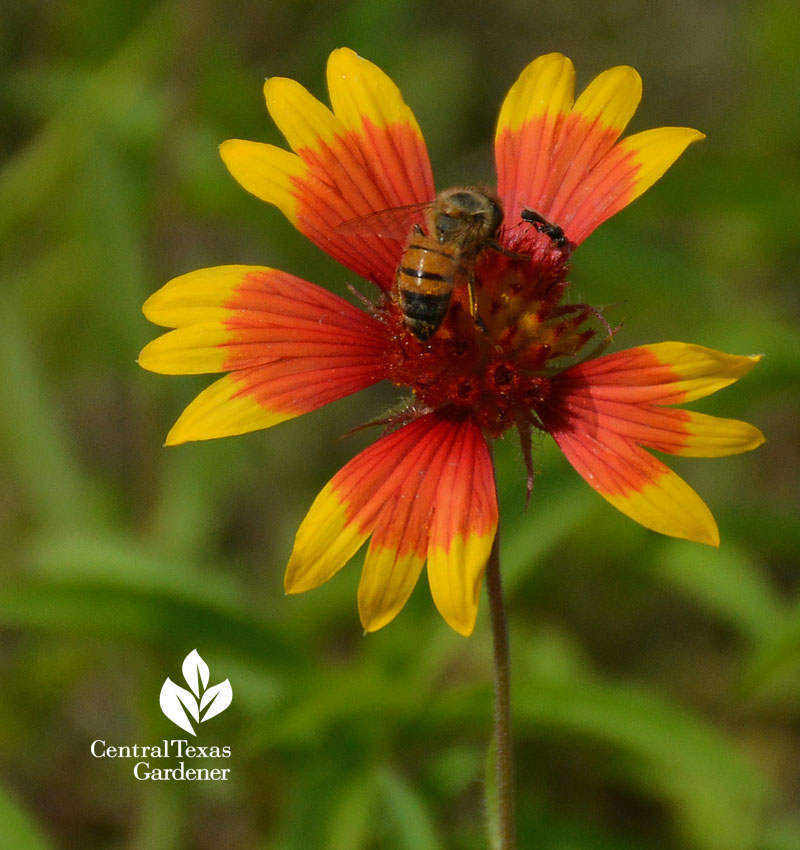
[[486, 528, 516, 850]]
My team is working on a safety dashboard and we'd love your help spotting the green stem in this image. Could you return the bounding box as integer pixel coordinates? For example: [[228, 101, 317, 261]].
[[486, 528, 516, 850]]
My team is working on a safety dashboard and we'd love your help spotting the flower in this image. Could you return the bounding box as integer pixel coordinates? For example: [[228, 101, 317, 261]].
[[139, 50, 764, 636]]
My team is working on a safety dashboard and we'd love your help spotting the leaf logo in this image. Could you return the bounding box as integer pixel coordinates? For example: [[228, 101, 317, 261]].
[[159, 650, 232, 736]]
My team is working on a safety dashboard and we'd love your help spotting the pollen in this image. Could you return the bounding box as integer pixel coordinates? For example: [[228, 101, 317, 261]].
[[383, 230, 598, 438]]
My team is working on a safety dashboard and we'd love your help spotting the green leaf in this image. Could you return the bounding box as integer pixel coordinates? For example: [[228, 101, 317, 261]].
[[379, 765, 443, 850], [512, 669, 771, 850], [743, 600, 800, 699], [0, 576, 299, 671], [0, 785, 54, 850], [651, 538, 784, 643], [0, 2, 173, 240], [325, 768, 378, 850]]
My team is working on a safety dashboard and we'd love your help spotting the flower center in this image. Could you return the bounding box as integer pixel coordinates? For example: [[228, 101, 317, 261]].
[[382, 229, 599, 438]]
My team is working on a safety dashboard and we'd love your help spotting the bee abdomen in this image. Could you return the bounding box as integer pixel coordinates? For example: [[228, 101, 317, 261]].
[[398, 265, 451, 284], [398, 289, 452, 340]]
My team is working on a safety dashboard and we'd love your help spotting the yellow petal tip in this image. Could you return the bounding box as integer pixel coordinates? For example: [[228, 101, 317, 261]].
[[163, 430, 187, 447]]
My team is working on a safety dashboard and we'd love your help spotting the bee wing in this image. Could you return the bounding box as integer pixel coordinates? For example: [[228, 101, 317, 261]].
[[337, 202, 432, 239]]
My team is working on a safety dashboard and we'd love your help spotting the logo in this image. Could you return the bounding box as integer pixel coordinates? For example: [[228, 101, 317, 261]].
[[159, 649, 232, 736], [90, 649, 233, 781]]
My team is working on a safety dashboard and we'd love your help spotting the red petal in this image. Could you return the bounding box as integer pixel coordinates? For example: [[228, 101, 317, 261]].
[[142, 266, 390, 443], [286, 411, 498, 634]]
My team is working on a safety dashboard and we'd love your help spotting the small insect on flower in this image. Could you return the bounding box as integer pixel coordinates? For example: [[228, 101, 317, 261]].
[[520, 207, 574, 250], [341, 187, 510, 341]]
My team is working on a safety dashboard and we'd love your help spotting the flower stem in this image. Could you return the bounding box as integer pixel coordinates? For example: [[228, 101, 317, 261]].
[[485, 528, 516, 850]]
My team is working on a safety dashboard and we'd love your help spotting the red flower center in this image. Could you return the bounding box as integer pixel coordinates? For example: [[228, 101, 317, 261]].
[[382, 227, 600, 438]]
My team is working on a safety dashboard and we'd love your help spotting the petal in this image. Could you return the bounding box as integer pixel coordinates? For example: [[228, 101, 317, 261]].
[[358, 546, 427, 634], [616, 127, 708, 209], [564, 343, 763, 405], [570, 65, 642, 134], [263, 74, 344, 153], [218, 140, 306, 225], [140, 266, 389, 443], [286, 412, 498, 635], [549, 392, 765, 458], [285, 478, 372, 594], [142, 264, 264, 329], [426, 415, 498, 636], [495, 53, 575, 229], [138, 323, 230, 374], [560, 126, 705, 245], [287, 413, 451, 597], [551, 425, 720, 546], [164, 372, 299, 445], [495, 52, 576, 134], [541, 65, 642, 228], [221, 49, 435, 290], [539, 342, 764, 545], [162, 353, 389, 446], [326, 47, 434, 202], [678, 410, 765, 457], [495, 54, 703, 245]]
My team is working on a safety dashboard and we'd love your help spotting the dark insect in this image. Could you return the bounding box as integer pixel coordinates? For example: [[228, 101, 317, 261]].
[[520, 207, 574, 251]]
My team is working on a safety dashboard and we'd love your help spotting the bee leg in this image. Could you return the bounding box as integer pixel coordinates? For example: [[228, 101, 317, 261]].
[[488, 239, 529, 261], [467, 276, 478, 318], [467, 276, 489, 335]]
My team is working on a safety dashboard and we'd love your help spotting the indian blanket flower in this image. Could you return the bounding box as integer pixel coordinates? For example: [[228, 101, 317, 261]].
[[139, 50, 764, 636]]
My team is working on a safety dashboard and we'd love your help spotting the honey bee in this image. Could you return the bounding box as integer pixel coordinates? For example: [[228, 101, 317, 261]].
[[340, 188, 508, 341]]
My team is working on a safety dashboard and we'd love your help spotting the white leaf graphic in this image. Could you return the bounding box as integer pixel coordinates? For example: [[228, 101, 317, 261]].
[[160, 651, 233, 733], [160, 678, 199, 736], [199, 679, 233, 723], [182, 649, 209, 697]]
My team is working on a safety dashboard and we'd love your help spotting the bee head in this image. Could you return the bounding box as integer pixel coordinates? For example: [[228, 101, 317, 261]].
[[432, 189, 503, 246]]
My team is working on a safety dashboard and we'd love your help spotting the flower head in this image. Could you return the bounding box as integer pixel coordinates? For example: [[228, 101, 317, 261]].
[[140, 50, 764, 636]]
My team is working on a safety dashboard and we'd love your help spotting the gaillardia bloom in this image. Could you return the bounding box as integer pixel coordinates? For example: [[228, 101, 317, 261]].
[[140, 50, 763, 636]]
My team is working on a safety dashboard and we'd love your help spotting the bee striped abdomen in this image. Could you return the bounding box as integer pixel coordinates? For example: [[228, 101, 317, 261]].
[[399, 289, 453, 340], [396, 238, 456, 340], [374, 188, 505, 341]]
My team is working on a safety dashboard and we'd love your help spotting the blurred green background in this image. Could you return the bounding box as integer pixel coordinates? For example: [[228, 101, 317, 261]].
[[1, 0, 798, 848]]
